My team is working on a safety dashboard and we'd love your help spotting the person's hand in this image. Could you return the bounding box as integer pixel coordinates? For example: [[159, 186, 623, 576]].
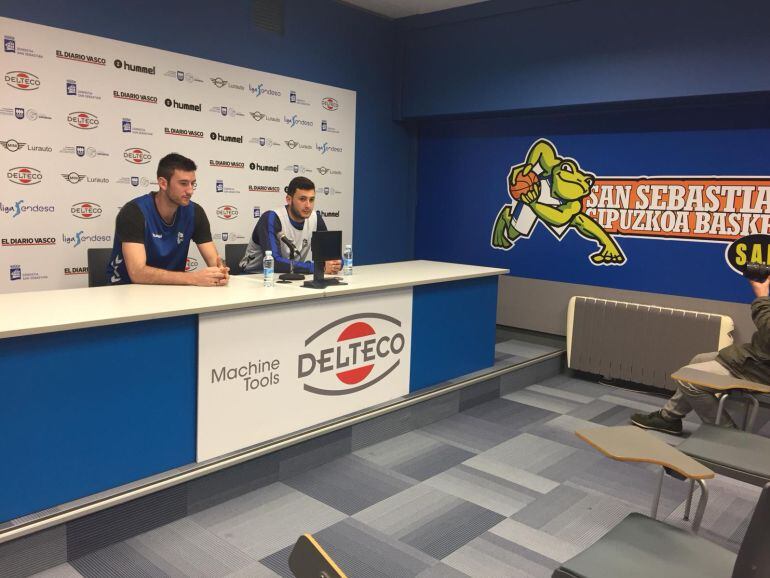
[[216, 256, 230, 281], [324, 260, 342, 275], [749, 276, 770, 298], [193, 266, 227, 287]]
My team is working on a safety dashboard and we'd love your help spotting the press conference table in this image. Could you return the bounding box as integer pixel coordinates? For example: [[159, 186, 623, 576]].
[[0, 260, 506, 524]]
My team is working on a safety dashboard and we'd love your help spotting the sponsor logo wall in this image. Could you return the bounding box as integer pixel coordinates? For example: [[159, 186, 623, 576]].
[[197, 290, 412, 461], [0, 16, 355, 293]]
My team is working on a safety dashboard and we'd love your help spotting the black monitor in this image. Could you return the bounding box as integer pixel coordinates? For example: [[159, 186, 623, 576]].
[[304, 230, 344, 289]]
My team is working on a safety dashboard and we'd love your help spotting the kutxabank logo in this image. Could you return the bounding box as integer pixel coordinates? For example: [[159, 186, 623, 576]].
[[298, 313, 406, 396]]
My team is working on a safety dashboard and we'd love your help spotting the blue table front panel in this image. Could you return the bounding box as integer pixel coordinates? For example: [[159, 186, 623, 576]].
[[410, 276, 498, 392], [0, 316, 197, 522]]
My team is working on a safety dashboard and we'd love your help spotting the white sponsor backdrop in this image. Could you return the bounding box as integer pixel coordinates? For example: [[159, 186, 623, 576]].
[[197, 290, 412, 462], [0, 16, 355, 292]]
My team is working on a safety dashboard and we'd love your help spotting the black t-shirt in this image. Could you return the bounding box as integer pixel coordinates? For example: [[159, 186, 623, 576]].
[[116, 194, 213, 244]]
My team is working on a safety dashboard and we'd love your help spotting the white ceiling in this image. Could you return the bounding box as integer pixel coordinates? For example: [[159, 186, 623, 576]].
[[340, 0, 491, 19]]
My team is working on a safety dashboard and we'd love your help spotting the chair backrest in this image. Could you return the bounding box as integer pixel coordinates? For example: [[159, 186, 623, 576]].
[[733, 482, 770, 577], [224, 243, 247, 275], [87, 247, 113, 287]]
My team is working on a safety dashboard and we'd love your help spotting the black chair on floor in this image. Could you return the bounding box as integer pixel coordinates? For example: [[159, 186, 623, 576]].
[[87, 247, 113, 287], [552, 482, 770, 578], [224, 243, 247, 276]]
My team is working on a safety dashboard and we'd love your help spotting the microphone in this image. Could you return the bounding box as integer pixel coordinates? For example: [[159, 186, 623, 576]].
[[277, 232, 298, 254]]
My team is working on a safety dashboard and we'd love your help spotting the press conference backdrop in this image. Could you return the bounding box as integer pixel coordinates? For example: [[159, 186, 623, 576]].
[[0, 16, 355, 293]]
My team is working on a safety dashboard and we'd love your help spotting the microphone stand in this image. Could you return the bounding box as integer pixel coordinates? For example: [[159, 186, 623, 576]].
[[278, 245, 305, 281]]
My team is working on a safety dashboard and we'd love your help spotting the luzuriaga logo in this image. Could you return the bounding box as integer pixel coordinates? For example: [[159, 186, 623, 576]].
[[1, 139, 52, 153], [317, 166, 342, 176], [216, 205, 238, 219], [284, 114, 313, 128], [322, 97, 339, 111], [62, 231, 111, 247], [248, 83, 281, 97], [0, 201, 55, 217], [71, 202, 102, 219], [316, 142, 343, 154], [249, 136, 281, 148], [5, 71, 40, 90], [67, 111, 99, 129], [298, 314, 406, 395], [185, 257, 198, 271], [113, 90, 156, 104], [123, 148, 152, 164], [7, 166, 42, 185], [284, 164, 312, 175], [163, 69, 203, 83], [210, 77, 244, 91], [1, 236, 55, 246], [114, 59, 155, 75], [210, 132, 243, 144], [56, 49, 105, 65]]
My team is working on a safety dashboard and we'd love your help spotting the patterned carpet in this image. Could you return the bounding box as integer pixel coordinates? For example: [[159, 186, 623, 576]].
[[33, 335, 765, 577]]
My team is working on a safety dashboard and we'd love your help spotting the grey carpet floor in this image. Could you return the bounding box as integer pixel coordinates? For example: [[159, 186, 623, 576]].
[[34, 336, 763, 577]]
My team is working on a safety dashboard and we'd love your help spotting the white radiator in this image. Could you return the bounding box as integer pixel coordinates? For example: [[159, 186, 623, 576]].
[[567, 296, 734, 392]]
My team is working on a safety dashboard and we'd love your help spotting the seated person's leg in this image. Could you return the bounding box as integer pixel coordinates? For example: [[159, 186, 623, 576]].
[[631, 352, 736, 433]]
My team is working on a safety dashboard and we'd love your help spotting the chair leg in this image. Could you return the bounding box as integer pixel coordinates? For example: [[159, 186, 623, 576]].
[[683, 478, 695, 521], [746, 395, 759, 432], [716, 393, 730, 426], [651, 466, 664, 519], [692, 480, 709, 533]]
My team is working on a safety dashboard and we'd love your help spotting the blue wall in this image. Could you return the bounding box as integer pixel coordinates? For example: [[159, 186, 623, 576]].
[[0, 0, 414, 265], [397, 0, 770, 118]]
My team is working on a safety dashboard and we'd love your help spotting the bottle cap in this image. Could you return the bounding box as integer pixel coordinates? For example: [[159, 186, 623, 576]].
[[265, 250, 272, 256]]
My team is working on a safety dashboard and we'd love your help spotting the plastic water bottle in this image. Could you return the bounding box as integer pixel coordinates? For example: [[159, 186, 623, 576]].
[[342, 244, 353, 276], [263, 251, 274, 287]]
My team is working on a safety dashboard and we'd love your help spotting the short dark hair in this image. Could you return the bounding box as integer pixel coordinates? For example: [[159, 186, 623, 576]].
[[287, 176, 315, 197], [157, 153, 197, 183]]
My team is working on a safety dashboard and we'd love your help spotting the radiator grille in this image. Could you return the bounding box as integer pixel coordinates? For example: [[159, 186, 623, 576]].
[[567, 296, 733, 391]]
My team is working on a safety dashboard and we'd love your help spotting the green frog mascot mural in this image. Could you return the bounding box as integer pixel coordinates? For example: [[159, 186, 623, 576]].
[[491, 139, 626, 265]]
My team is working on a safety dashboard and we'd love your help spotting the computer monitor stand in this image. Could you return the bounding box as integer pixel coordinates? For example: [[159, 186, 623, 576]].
[[302, 261, 346, 289]]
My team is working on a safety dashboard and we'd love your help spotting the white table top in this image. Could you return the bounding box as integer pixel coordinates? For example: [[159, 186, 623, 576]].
[[0, 260, 507, 339]]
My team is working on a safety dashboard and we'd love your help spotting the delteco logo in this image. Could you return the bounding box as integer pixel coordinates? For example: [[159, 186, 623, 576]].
[[164, 98, 202, 112], [71, 201, 102, 219], [124, 148, 152, 164], [114, 59, 155, 74], [67, 111, 99, 129], [56, 50, 106, 65], [113, 90, 157, 104], [1, 236, 55, 246], [8, 167, 42, 185], [216, 205, 238, 219], [5, 70, 40, 90], [185, 257, 199, 271], [298, 314, 406, 395], [165, 127, 204, 138], [210, 160, 245, 169], [322, 97, 339, 111]]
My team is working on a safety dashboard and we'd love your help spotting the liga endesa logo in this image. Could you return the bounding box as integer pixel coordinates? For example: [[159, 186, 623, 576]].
[[298, 314, 406, 395]]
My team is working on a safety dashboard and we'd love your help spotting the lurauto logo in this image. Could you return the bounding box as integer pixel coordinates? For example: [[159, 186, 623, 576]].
[[298, 314, 406, 395]]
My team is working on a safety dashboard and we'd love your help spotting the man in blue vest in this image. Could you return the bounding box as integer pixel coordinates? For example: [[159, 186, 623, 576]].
[[107, 153, 229, 286]]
